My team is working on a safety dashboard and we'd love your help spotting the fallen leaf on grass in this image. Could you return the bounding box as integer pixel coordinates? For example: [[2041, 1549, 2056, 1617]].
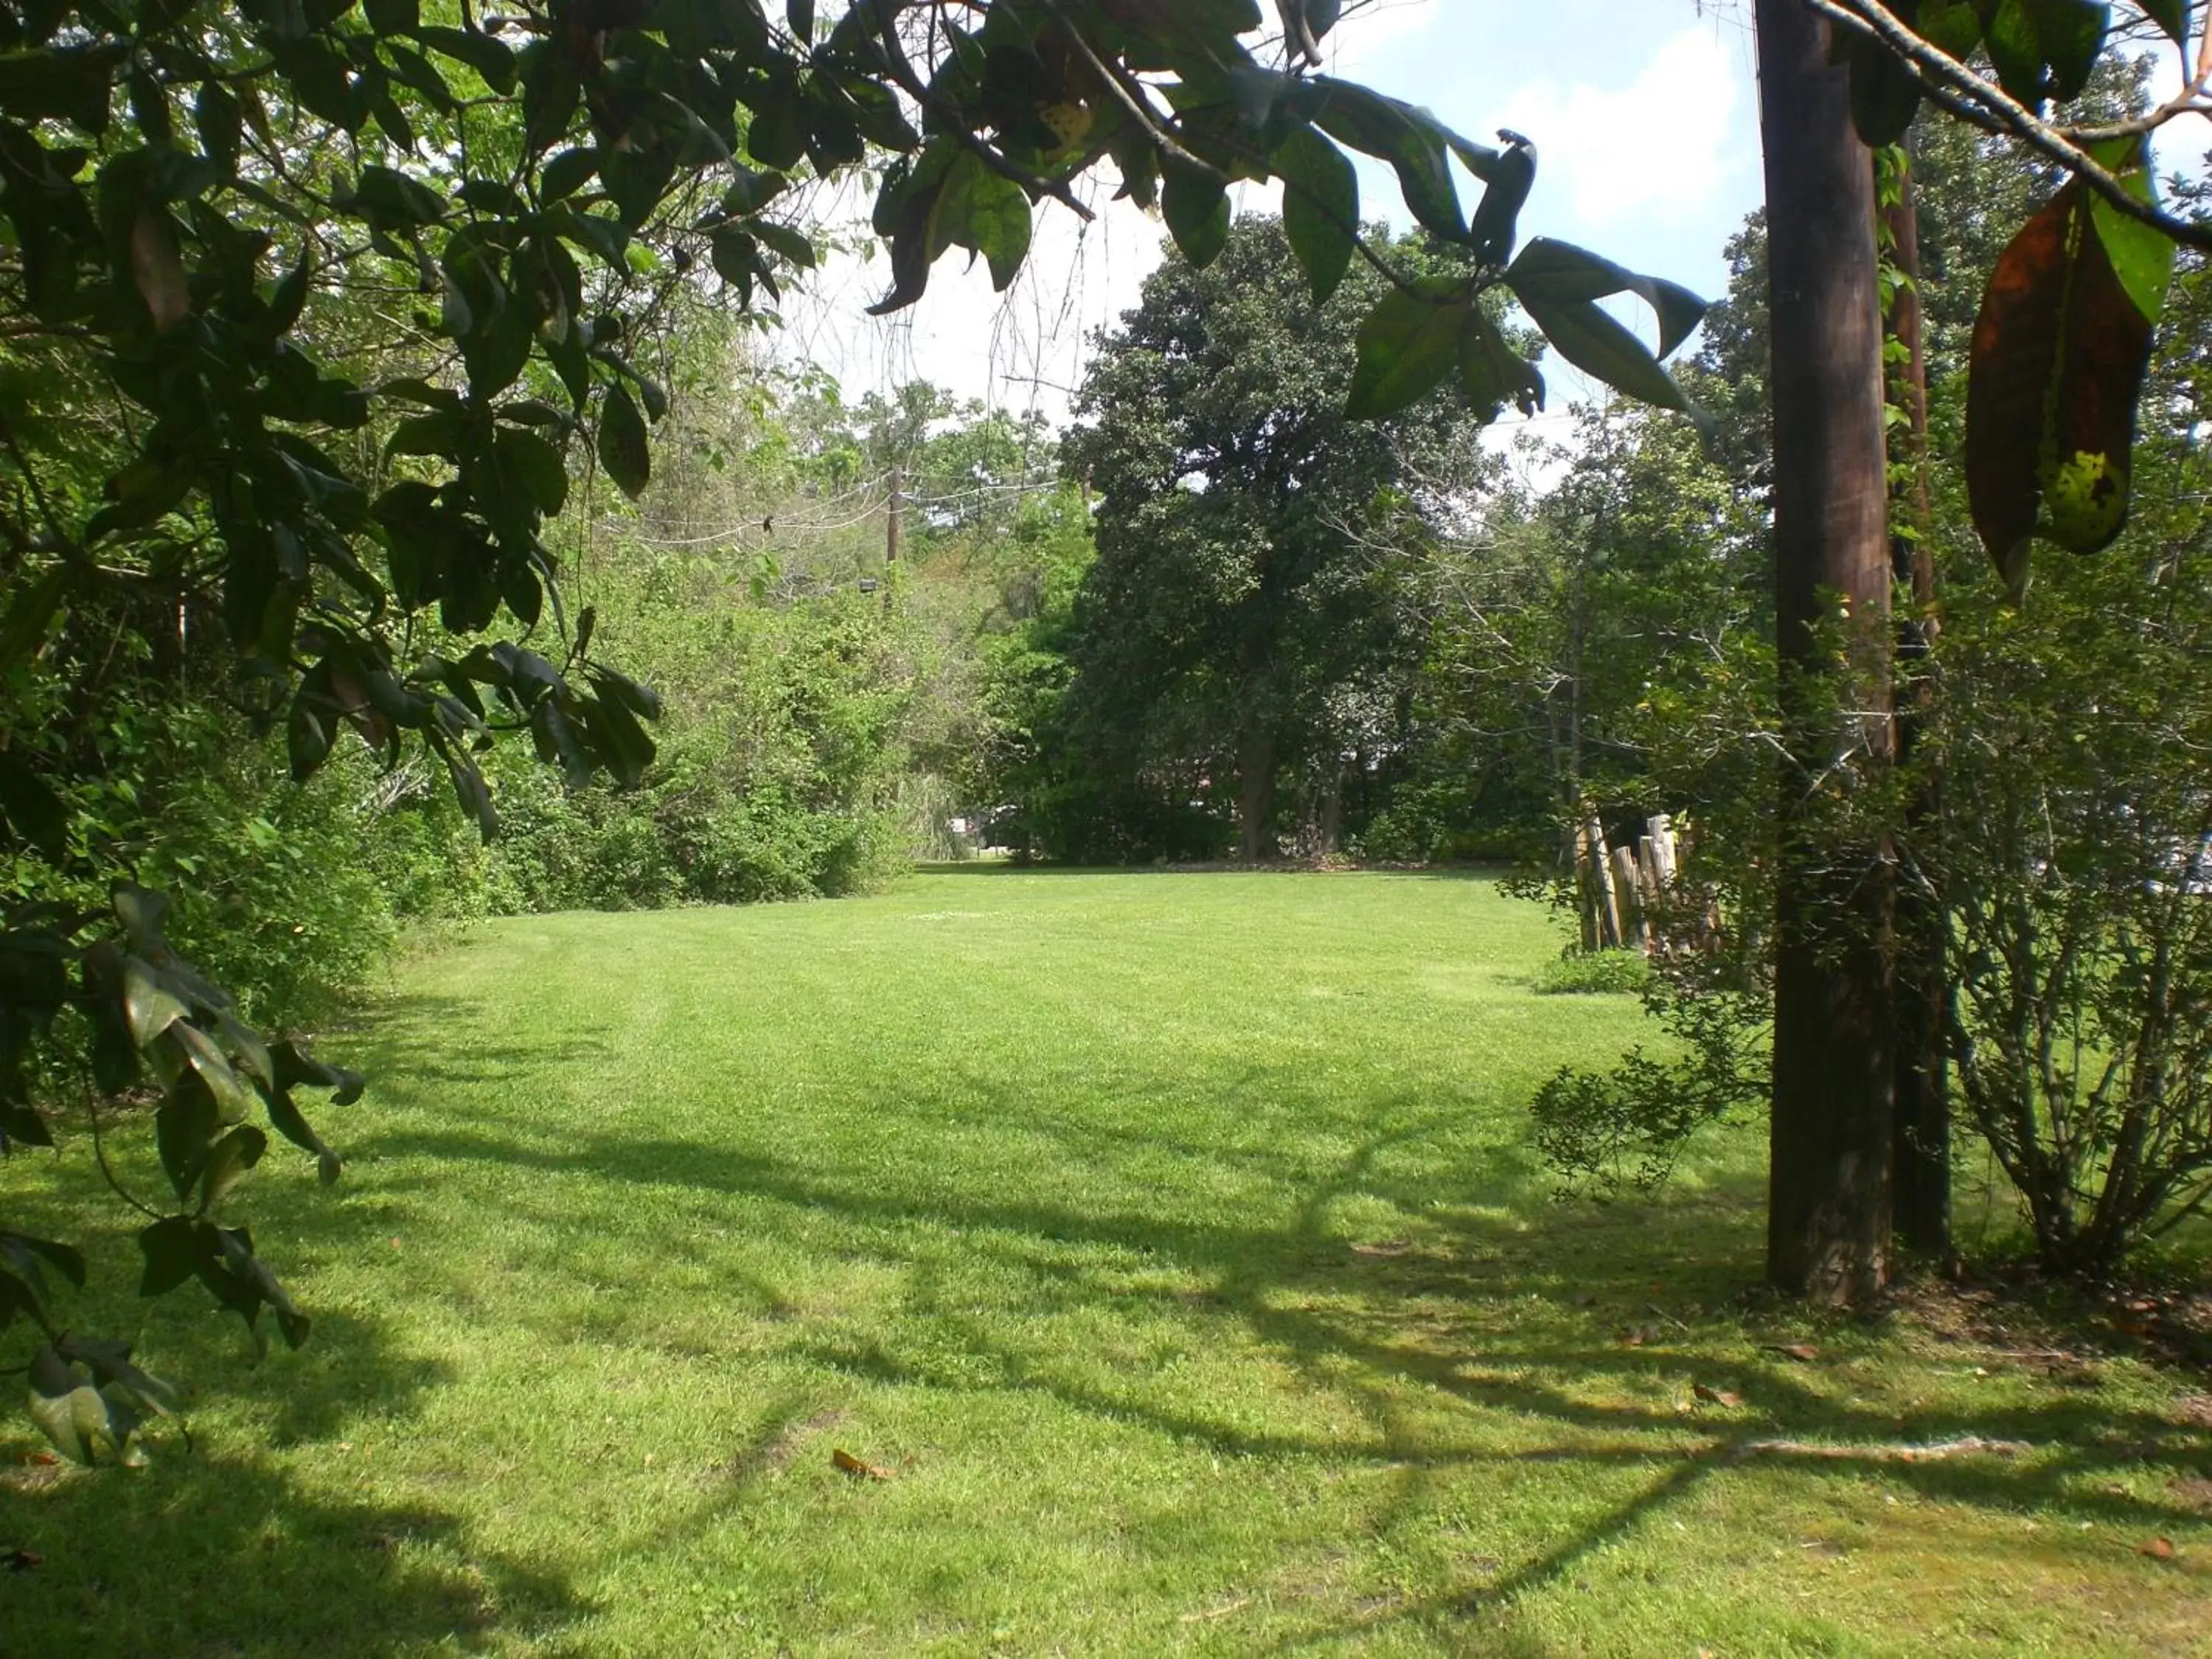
[[1352, 1239, 1411, 1258], [1761, 1343, 1820, 1363], [832, 1448, 894, 1481], [2140, 1537, 2177, 1561], [1693, 1384, 1743, 1408]]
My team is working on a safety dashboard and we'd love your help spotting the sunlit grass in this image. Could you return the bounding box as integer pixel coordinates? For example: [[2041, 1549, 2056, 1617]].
[[4, 869, 2208, 1655]]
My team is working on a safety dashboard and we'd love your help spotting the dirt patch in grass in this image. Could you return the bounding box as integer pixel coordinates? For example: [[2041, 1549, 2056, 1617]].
[[727, 1408, 851, 1481]]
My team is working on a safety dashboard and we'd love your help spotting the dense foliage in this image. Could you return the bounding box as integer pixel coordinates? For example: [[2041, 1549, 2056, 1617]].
[[10, 0, 2210, 1470]]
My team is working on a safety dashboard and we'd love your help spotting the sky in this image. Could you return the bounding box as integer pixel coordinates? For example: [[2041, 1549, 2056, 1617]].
[[769, 1, 1773, 434]]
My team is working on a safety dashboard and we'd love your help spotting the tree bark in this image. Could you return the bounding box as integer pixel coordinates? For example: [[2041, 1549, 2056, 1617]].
[[1239, 716, 1277, 862], [1757, 0, 1896, 1305], [1883, 144, 1952, 1265]]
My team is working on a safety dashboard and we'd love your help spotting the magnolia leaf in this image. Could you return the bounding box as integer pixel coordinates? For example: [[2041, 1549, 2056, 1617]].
[[58, 1335, 175, 1417], [0, 1232, 84, 1298], [198, 1124, 268, 1215], [26, 1345, 110, 1465], [1506, 237, 1707, 358], [598, 383, 651, 500], [121, 954, 189, 1046], [128, 205, 189, 330], [1966, 144, 2168, 582], [2135, 0, 2185, 46], [926, 156, 1029, 291], [1846, 27, 1922, 147], [1459, 310, 1545, 422], [1308, 78, 1467, 243], [1161, 161, 1230, 268], [1469, 136, 1534, 264], [1273, 125, 1357, 304], [1919, 0, 1984, 55], [1517, 291, 1692, 414], [169, 1020, 257, 1122], [2025, 0, 2110, 102], [138, 1215, 200, 1296], [1346, 282, 1470, 420]]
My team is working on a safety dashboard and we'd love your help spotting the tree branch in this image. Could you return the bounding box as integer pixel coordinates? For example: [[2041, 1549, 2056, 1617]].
[[1810, 0, 2212, 251], [872, 0, 1095, 221]]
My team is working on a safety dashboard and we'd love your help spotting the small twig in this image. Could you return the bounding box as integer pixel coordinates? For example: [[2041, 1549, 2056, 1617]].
[[1179, 1596, 1254, 1623], [0, 416, 73, 554], [1733, 1434, 2033, 1464], [83, 1080, 164, 1223], [1042, 0, 1224, 184]]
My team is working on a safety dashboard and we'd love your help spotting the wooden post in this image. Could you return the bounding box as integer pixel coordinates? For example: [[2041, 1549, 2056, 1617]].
[[1571, 827, 1599, 952], [1613, 844, 1652, 953], [1649, 813, 1677, 888], [1585, 813, 1621, 949]]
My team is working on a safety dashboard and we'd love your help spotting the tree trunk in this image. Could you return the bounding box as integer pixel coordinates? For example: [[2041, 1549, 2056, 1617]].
[[1757, 0, 1896, 1305], [1883, 144, 1952, 1265], [1317, 761, 1344, 855], [1239, 717, 1277, 862]]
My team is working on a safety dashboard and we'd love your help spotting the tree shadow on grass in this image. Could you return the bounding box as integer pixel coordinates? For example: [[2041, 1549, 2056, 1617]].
[[0, 998, 604, 1655], [297, 985, 2212, 1649], [1, 1144, 591, 1652], [908, 862, 1512, 881], [0, 1447, 590, 1659], [370, 1107, 2212, 1492], [0, 1286, 591, 1658]]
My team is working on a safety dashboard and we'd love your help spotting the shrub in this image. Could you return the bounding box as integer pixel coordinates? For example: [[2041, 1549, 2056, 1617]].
[[1924, 550, 2212, 1276], [1532, 950, 1653, 996]]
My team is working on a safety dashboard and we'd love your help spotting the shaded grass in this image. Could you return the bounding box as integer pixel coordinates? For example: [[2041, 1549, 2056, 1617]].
[[4, 870, 2210, 1655]]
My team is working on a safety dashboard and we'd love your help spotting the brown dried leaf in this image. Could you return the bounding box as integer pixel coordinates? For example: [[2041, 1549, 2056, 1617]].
[[1693, 1384, 1743, 1408], [831, 1447, 894, 1481], [1762, 1343, 1820, 1363], [1966, 171, 2156, 583]]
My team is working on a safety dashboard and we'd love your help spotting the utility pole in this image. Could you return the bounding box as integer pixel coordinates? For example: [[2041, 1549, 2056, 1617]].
[[883, 465, 902, 615]]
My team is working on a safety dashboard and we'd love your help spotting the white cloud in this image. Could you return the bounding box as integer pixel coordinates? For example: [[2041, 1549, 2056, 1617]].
[[1492, 28, 1745, 232], [1323, 0, 1442, 79]]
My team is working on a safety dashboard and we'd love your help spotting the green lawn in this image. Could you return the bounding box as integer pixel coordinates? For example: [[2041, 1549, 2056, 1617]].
[[4, 870, 2209, 1656]]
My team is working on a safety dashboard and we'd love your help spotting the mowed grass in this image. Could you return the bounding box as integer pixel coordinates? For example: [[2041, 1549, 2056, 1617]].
[[4, 869, 2211, 1657]]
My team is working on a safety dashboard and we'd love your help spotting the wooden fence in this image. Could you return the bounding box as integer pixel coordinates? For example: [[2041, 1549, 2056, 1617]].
[[1573, 811, 1691, 956]]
